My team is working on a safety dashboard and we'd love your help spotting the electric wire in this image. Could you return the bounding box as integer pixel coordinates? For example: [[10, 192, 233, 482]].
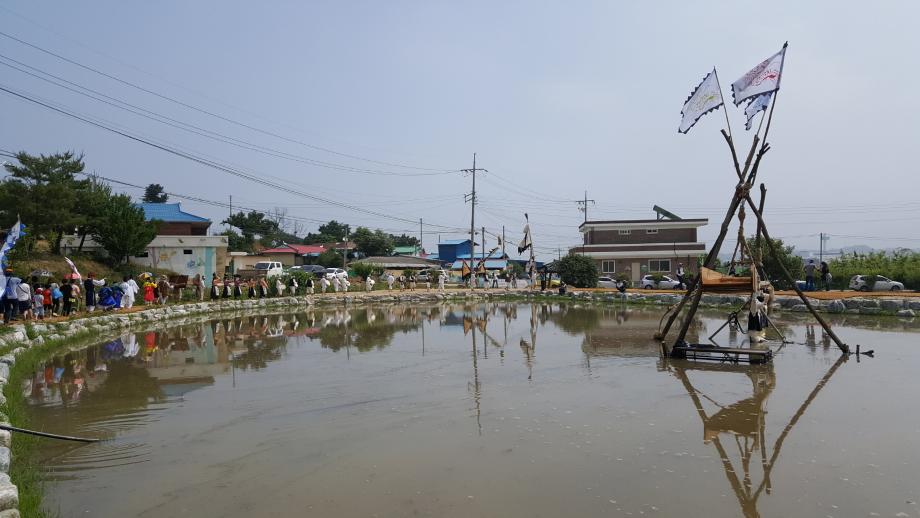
[[0, 83, 468, 232], [0, 30, 456, 173]]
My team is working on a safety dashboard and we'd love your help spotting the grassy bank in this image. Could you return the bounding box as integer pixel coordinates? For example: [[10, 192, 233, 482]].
[[2, 328, 104, 518]]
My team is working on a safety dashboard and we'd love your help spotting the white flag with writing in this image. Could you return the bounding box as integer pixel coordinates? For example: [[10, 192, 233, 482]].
[[679, 69, 725, 134], [732, 44, 786, 106], [744, 92, 772, 130]]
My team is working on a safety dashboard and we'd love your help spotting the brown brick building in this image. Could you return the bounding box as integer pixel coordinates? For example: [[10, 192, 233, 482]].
[[573, 216, 708, 284]]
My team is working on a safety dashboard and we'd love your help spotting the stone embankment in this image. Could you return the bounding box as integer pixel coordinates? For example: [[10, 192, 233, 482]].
[[0, 288, 915, 516], [560, 290, 920, 318]]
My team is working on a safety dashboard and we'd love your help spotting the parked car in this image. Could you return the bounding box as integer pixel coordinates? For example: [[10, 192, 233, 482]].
[[597, 276, 618, 289], [324, 268, 348, 280], [640, 274, 682, 290], [849, 275, 905, 292], [297, 265, 327, 275], [237, 261, 284, 279]]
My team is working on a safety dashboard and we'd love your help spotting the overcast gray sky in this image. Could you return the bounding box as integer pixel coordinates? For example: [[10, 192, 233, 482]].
[[1, 1, 918, 261]]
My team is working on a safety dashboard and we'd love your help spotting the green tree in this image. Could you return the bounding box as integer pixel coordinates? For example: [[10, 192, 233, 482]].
[[75, 177, 113, 252], [0, 151, 90, 254], [317, 248, 343, 268], [557, 254, 598, 288], [223, 211, 284, 250], [91, 194, 158, 264], [304, 220, 350, 244], [745, 236, 803, 290], [220, 228, 251, 252], [142, 183, 169, 203], [392, 234, 419, 247], [352, 227, 394, 257]]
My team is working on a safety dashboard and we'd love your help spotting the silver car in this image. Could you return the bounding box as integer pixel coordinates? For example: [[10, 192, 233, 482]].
[[640, 274, 681, 290], [848, 275, 905, 292], [597, 276, 618, 288], [324, 268, 348, 280]]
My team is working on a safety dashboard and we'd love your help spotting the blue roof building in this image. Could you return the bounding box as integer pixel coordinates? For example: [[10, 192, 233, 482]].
[[437, 239, 473, 263], [136, 203, 211, 236]]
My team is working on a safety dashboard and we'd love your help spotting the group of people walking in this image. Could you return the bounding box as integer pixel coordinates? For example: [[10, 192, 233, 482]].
[[206, 274, 311, 301], [1, 270, 159, 323]]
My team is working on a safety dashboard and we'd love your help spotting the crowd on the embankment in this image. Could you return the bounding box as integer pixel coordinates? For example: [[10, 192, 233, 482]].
[[0, 268, 494, 325]]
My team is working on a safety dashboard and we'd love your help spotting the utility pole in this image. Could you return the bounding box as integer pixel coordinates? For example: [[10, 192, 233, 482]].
[[819, 233, 830, 263], [419, 218, 423, 255], [576, 190, 595, 255], [501, 225, 506, 257], [462, 153, 488, 287], [481, 225, 486, 285]]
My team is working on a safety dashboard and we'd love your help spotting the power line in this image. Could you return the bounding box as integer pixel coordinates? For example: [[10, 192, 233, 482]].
[[0, 83, 468, 233], [0, 54, 455, 177], [0, 30, 458, 174]]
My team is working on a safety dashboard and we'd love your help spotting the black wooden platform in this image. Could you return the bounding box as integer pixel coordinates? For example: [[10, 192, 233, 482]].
[[670, 343, 773, 364]]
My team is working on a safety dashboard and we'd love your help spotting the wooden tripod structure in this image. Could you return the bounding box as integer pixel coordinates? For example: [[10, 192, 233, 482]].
[[658, 127, 850, 355]]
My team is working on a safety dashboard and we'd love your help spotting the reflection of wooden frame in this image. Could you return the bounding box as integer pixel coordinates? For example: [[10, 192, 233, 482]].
[[665, 355, 847, 517]]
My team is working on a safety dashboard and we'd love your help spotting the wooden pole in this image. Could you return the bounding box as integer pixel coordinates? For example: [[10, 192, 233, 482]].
[[741, 194, 849, 353], [659, 135, 760, 343], [755, 184, 767, 262]]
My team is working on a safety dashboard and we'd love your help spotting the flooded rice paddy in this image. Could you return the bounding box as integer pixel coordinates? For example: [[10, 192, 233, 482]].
[[24, 302, 920, 517]]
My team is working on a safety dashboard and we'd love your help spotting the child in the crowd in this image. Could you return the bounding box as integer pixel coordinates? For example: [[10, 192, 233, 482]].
[[143, 279, 156, 305], [42, 285, 53, 316], [33, 286, 45, 320], [51, 282, 63, 316]]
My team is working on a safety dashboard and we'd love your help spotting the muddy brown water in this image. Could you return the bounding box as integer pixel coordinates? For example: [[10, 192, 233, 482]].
[[23, 303, 920, 517]]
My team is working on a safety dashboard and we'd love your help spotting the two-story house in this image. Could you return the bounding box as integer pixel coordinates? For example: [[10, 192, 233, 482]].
[[574, 209, 708, 284]]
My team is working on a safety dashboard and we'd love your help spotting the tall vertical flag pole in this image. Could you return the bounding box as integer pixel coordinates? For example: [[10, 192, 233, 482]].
[[713, 68, 734, 140]]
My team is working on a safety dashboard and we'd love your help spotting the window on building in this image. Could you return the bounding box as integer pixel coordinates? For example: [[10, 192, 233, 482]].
[[135, 252, 149, 258], [649, 259, 671, 272], [646, 229, 659, 234], [183, 249, 193, 255], [618, 229, 631, 235], [601, 260, 616, 273]]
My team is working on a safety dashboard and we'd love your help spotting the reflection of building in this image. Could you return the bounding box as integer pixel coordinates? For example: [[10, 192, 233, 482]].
[[62, 203, 228, 279], [140, 324, 230, 389], [573, 207, 708, 283]]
